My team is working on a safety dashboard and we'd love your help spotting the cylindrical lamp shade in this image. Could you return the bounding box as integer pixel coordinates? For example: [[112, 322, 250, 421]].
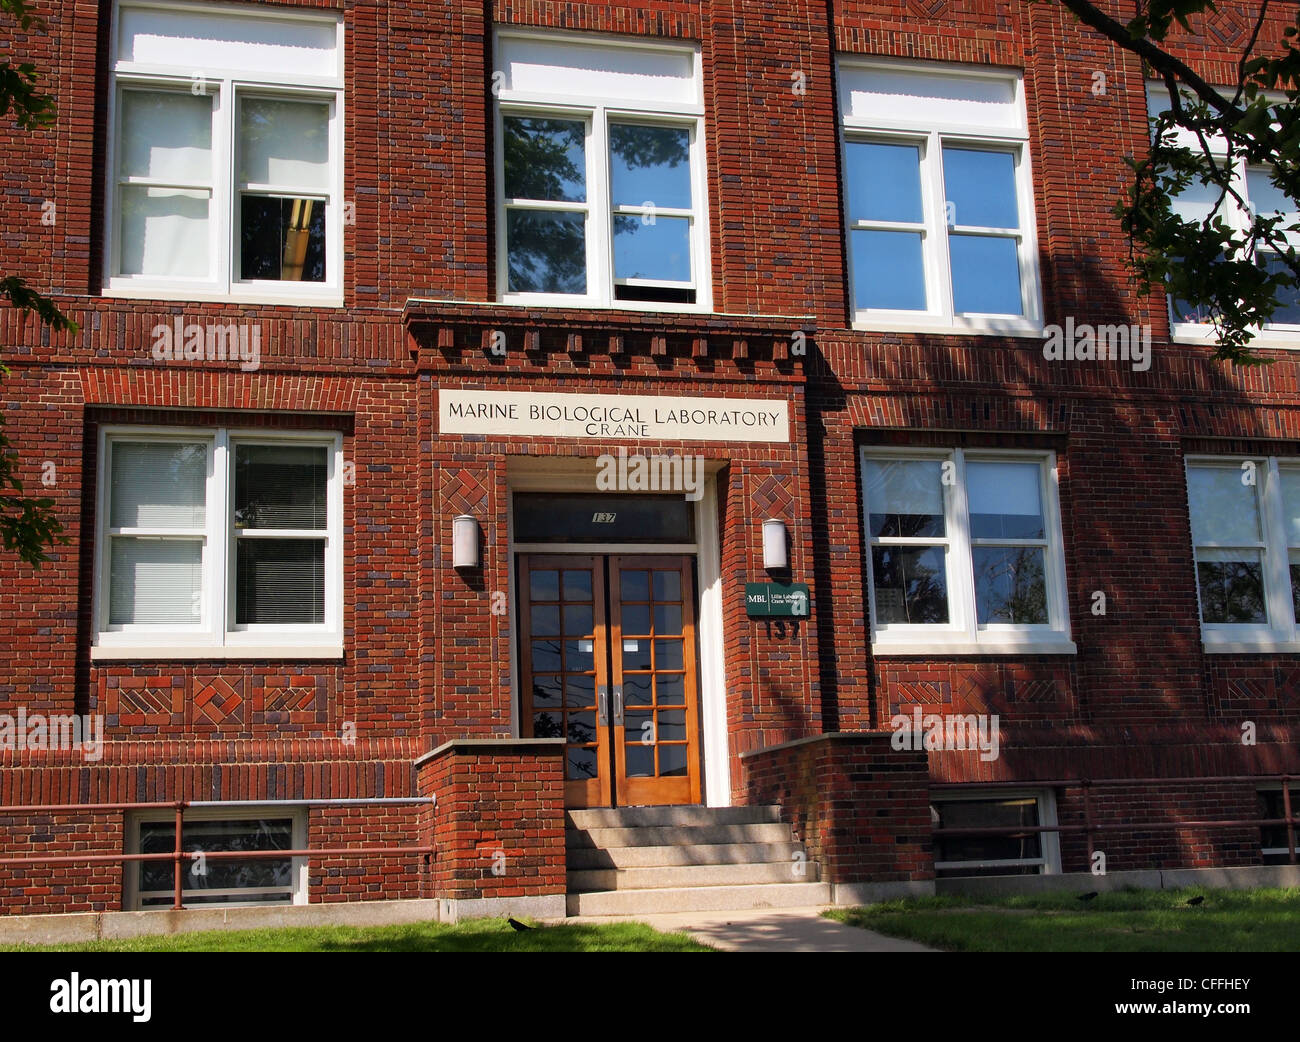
[[452, 514, 480, 569], [762, 518, 788, 571]]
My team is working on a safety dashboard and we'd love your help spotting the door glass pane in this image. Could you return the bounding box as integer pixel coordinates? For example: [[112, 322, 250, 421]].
[[621, 570, 650, 601], [652, 570, 680, 601], [653, 603, 683, 635], [622, 637, 651, 671], [621, 603, 651, 635], [503, 116, 586, 202], [562, 569, 592, 600], [109, 537, 203, 625], [530, 605, 560, 636], [972, 546, 1048, 625], [567, 712, 597, 745], [565, 674, 595, 709], [529, 569, 559, 601], [609, 123, 691, 210], [506, 210, 587, 294], [656, 673, 685, 704], [613, 215, 691, 283], [239, 97, 329, 190], [234, 444, 328, 529], [949, 234, 1022, 315], [864, 458, 945, 538], [654, 639, 684, 671], [531, 639, 561, 672], [658, 743, 688, 777], [851, 229, 926, 311], [943, 147, 1019, 229], [657, 709, 687, 741], [235, 538, 325, 624], [624, 674, 652, 706], [966, 461, 1044, 539], [625, 744, 654, 778], [1187, 465, 1261, 545], [531, 675, 561, 707], [871, 545, 949, 624], [568, 746, 598, 782], [564, 639, 594, 673], [120, 90, 212, 182], [563, 604, 593, 635], [110, 441, 207, 528], [1196, 548, 1267, 623], [845, 141, 923, 223]]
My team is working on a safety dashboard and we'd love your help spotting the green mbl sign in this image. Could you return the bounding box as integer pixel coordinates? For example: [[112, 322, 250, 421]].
[[745, 582, 810, 618]]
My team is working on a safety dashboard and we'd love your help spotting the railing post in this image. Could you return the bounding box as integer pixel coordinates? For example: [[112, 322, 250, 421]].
[[1283, 777, 1297, 867], [172, 801, 185, 911]]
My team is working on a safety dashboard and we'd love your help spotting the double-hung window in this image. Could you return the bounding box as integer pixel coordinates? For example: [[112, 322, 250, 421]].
[[106, 1, 344, 303], [1186, 455, 1300, 651], [838, 61, 1043, 334], [93, 427, 343, 658], [1148, 84, 1300, 342], [861, 448, 1073, 654], [493, 31, 711, 310]]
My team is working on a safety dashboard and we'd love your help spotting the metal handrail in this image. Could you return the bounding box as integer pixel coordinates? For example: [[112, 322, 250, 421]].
[[0, 797, 437, 910]]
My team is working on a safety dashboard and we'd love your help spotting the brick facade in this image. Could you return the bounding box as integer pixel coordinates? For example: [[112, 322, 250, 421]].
[[0, 0, 1297, 915]]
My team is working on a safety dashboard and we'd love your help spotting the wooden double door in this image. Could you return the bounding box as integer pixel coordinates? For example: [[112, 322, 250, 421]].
[[518, 554, 702, 808]]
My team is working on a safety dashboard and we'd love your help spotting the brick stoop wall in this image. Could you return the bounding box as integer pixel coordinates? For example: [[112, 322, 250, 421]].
[[741, 732, 933, 886], [415, 738, 568, 920]]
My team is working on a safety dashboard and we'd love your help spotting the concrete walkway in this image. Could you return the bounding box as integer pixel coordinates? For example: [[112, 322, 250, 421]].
[[567, 906, 937, 952]]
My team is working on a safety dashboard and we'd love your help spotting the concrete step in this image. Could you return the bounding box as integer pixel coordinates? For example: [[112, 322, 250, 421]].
[[569, 860, 819, 892], [567, 841, 803, 870], [567, 822, 792, 849], [567, 881, 833, 917], [566, 805, 782, 830]]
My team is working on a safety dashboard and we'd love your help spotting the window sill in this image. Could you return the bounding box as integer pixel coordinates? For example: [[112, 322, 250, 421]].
[[871, 639, 1077, 657], [1172, 325, 1300, 349], [1201, 637, 1300, 655], [91, 644, 343, 661], [851, 317, 1044, 339], [102, 285, 345, 309]]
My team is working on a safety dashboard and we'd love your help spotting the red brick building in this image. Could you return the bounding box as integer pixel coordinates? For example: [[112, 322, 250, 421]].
[[1, 0, 1297, 921]]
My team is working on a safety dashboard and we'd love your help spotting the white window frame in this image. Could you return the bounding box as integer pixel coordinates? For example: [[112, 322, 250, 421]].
[[104, 0, 345, 306], [1147, 83, 1300, 348], [1186, 454, 1300, 653], [838, 58, 1044, 337], [1258, 786, 1300, 861], [860, 446, 1074, 655], [932, 788, 1061, 877], [492, 29, 712, 313], [125, 806, 308, 910], [92, 425, 344, 660]]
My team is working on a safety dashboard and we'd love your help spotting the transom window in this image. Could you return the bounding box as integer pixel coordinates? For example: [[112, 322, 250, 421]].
[[860, 448, 1072, 654], [838, 61, 1042, 334], [93, 427, 343, 658], [1186, 456, 1300, 651], [494, 32, 710, 310], [105, 1, 344, 304]]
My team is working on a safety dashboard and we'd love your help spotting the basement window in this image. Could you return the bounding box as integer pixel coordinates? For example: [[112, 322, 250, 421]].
[[127, 809, 307, 909], [931, 791, 1061, 878], [1259, 787, 1300, 864]]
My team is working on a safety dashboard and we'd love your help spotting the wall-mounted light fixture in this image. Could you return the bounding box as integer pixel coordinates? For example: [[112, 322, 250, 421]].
[[762, 518, 788, 571], [452, 514, 480, 570]]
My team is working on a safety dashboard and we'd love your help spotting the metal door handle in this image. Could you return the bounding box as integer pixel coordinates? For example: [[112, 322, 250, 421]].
[[613, 685, 624, 725], [597, 685, 608, 726]]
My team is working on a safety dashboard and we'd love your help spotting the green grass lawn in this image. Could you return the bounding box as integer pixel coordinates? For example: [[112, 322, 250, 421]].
[[2, 918, 715, 953], [828, 886, 1300, 952]]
